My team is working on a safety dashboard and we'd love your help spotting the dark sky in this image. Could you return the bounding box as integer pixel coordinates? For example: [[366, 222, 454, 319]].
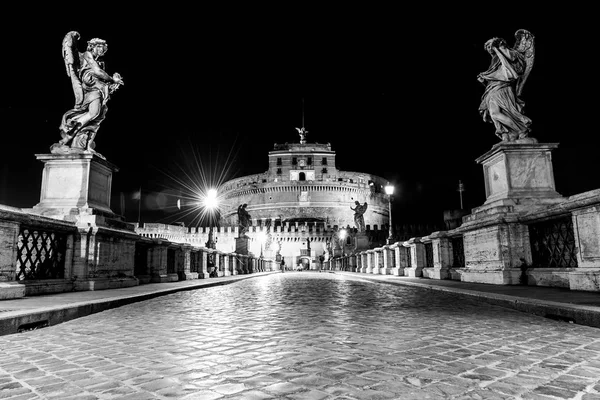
[[1, 8, 597, 226]]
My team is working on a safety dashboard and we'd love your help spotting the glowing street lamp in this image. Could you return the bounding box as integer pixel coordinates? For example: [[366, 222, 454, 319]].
[[203, 188, 218, 249], [203, 188, 218, 210], [338, 228, 348, 270], [339, 228, 347, 256], [384, 183, 395, 245]]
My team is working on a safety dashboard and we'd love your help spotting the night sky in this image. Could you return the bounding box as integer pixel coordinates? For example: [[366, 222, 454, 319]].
[[1, 8, 597, 226]]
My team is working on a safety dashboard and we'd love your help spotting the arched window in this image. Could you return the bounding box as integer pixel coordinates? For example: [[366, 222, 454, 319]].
[[299, 172, 306, 181]]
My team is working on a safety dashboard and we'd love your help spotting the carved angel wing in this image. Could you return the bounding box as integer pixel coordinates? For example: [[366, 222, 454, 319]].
[[513, 29, 535, 97], [62, 31, 84, 108]]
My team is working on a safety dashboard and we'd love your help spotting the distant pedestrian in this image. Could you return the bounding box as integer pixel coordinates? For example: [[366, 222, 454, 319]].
[[280, 257, 285, 273]]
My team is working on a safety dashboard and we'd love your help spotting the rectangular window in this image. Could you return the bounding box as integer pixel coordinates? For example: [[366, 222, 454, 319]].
[[277, 168, 282, 175], [276, 158, 282, 166], [292, 157, 297, 165], [322, 168, 328, 174], [307, 157, 312, 165], [322, 157, 328, 165]]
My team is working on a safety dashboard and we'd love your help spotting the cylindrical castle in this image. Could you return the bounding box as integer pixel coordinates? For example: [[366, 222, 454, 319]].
[[218, 141, 390, 229]]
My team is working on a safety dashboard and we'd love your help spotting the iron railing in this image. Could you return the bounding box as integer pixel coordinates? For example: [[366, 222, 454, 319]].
[[16, 227, 67, 280], [167, 248, 176, 274], [424, 242, 434, 267], [134, 242, 149, 276], [190, 251, 200, 273], [451, 236, 465, 268], [529, 216, 578, 268]]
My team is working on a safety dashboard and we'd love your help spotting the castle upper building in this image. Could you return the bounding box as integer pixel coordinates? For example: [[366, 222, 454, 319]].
[[218, 137, 390, 230]]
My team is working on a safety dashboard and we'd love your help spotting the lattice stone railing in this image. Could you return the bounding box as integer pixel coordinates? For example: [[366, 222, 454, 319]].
[[16, 227, 68, 280], [451, 236, 465, 268], [424, 242, 434, 268], [528, 216, 578, 268]]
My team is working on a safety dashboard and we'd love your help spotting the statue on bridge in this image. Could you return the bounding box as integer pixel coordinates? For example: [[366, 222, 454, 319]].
[[477, 29, 535, 143], [351, 201, 368, 232], [51, 31, 124, 157], [237, 203, 251, 236]]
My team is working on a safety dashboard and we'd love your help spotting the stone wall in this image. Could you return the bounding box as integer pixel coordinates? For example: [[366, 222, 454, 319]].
[[218, 173, 390, 229]]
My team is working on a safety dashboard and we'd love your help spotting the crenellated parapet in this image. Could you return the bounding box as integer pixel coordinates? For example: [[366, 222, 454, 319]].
[[135, 221, 393, 257]]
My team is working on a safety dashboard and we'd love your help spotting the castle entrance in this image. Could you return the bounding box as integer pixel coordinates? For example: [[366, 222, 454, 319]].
[[297, 256, 311, 270]]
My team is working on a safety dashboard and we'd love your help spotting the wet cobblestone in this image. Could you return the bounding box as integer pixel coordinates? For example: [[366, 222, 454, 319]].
[[1, 272, 600, 399]]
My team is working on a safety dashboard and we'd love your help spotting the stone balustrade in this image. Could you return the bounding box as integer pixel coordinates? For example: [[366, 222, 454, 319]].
[[0, 205, 277, 300], [327, 188, 600, 292]]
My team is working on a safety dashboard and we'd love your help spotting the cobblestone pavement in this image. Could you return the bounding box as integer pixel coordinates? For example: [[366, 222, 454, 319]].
[[2, 272, 600, 400]]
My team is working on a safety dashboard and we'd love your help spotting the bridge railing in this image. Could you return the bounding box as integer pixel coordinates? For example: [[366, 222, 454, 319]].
[[1, 205, 275, 299], [334, 188, 600, 291]]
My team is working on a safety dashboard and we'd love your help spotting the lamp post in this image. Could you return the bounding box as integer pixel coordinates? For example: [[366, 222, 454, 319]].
[[257, 231, 266, 259], [384, 183, 395, 245], [339, 228, 347, 270], [203, 188, 218, 249], [339, 228, 347, 254]]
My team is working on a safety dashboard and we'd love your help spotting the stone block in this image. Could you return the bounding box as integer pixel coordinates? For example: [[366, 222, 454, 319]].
[[573, 206, 600, 268], [0, 220, 19, 280], [405, 267, 423, 278], [423, 267, 450, 280], [0, 282, 25, 299], [235, 236, 250, 255], [528, 268, 571, 288], [151, 274, 169, 283], [459, 268, 523, 285], [22, 279, 74, 295], [569, 270, 600, 292]]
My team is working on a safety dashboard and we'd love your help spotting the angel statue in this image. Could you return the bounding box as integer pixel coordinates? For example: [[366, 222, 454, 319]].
[[237, 203, 251, 236], [351, 201, 368, 232], [477, 29, 535, 142], [295, 127, 308, 144], [50, 31, 124, 157]]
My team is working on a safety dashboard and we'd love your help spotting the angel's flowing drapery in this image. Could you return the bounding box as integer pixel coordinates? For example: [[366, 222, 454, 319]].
[[478, 46, 532, 140], [59, 58, 111, 144]]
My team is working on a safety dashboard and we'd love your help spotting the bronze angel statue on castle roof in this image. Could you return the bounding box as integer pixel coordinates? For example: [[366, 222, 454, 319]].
[[50, 31, 124, 157], [477, 29, 535, 143]]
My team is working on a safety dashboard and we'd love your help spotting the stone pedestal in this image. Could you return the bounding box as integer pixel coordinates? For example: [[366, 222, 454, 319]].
[[459, 142, 562, 285], [355, 233, 369, 252], [235, 236, 250, 255], [31, 153, 119, 219], [474, 142, 562, 213]]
